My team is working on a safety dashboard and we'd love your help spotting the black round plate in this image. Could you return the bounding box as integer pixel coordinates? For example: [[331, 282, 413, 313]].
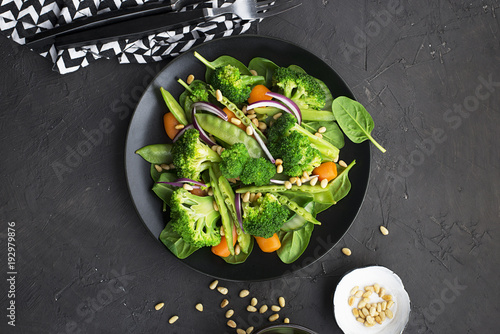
[[125, 35, 370, 281]]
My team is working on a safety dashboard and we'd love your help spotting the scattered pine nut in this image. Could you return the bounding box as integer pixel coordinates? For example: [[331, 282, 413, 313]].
[[254, 192, 262, 201], [183, 184, 194, 191], [237, 329, 246, 334], [247, 113, 257, 119], [385, 309, 394, 319], [220, 226, 225, 236], [227, 320, 237, 328], [380, 226, 389, 235], [269, 314, 279, 322], [370, 306, 376, 317], [302, 171, 310, 180], [379, 288, 386, 298], [216, 89, 223, 101], [273, 112, 283, 120], [169, 315, 179, 324], [382, 301, 387, 310], [309, 176, 318, 186], [247, 305, 257, 312], [358, 300, 366, 309], [387, 300, 394, 309], [195, 303, 203, 312], [154, 164, 162, 173], [246, 125, 254, 136], [213, 201, 219, 211], [250, 297, 258, 307], [271, 305, 281, 312], [365, 286, 374, 292], [242, 105, 248, 114], [289, 177, 297, 184], [252, 118, 259, 126], [174, 124, 185, 130], [284, 181, 292, 189], [250, 69, 258, 76], [382, 295, 393, 301], [275, 159, 283, 165], [258, 122, 267, 130], [220, 299, 229, 308], [377, 303, 382, 313], [334, 156, 339, 163], [209, 280, 218, 290], [160, 163, 169, 170], [276, 164, 283, 174], [362, 308, 370, 317], [380, 311, 386, 321], [314, 132, 323, 138], [342, 247, 352, 256], [235, 244, 241, 255], [296, 178, 302, 186], [217, 286, 228, 295], [259, 305, 268, 313], [354, 290, 363, 298], [320, 178, 329, 188], [352, 308, 359, 317], [350, 286, 359, 296], [247, 109, 255, 115], [318, 126, 327, 133], [357, 318, 365, 324], [242, 191, 251, 203], [225, 309, 234, 318], [348, 296, 355, 307], [155, 302, 164, 311], [284, 318, 290, 324], [363, 291, 373, 298], [339, 160, 348, 168], [365, 321, 374, 327], [239, 290, 250, 298], [231, 118, 242, 126], [246, 327, 254, 334], [186, 74, 195, 84], [278, 296, 285, 308], [374, 283, 381, 294]]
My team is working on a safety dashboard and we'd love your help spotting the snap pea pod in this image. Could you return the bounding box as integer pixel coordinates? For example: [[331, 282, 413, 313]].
[[195, 113, 264, 159], [274, 193, 321, 225], [136, 144, 173, 164], [160, 87, 188, 125], [207, 86, 267, 142], [253, 107, 335, 122]]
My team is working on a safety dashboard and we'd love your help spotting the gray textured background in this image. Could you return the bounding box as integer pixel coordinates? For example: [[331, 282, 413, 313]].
[[1, 1, 499, 333]]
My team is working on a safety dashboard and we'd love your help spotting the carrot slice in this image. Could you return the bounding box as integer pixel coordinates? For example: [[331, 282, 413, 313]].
[[211, 236, 231, 257], [255, 233, 281, 253], [163, 112, 181, 140], [312, 162, 338, 182], [222, 107, 247, 131], [248, 84, 272, 104]]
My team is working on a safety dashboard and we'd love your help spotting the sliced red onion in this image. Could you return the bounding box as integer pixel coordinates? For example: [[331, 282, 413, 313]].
[[172, 124, 193, 142], [265, 92, 302, 124], [192, 106, 217, 146], [247, 100, 292, 116], [192, 102, 227, 121], [270, 179, 287, 184], [251, 126, 275, 164], [157, 182, 200, 189], [157, 178, 206, 189], [175, 178, 207, 188], [235, 193, 244, 232]]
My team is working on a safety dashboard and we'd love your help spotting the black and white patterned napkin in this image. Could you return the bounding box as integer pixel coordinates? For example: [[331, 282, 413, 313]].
[[0, 0, 255, 74]]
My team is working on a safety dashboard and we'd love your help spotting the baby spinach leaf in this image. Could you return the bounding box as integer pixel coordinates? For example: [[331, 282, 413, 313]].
[[160, 222, 200, 259], [332, 96, 386, 152], [150, 164, 161, 182], [277, 222, 314, 264], [136, 144, 173, 164], [222, 237, 254, 264], [248, 57, 279, 87], [303, 121, 345, 149], [152, 172, 177, 205]]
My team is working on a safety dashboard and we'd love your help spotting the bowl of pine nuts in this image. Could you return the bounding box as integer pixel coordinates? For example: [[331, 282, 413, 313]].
[[333, 265, 411, 334]]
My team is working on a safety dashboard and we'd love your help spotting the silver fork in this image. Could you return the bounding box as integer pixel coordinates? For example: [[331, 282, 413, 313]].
[[53, 0, 303, 49]]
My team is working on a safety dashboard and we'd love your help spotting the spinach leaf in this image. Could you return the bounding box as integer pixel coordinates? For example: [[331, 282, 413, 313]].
[[332, 96, 386, 152], [248, 57, 279, 87], [277, 222, 314, 264], [288, 65, 334, 113], [160, 222, 200, 259], [136, 144, 173, 164], [150, 163, 161, 182], [309, 161, 355, 206], [194, 52, 252, 82], [303, 121, 345, 149], [222, 237, 254, 264], [152, 172, 177, 205], [288, 64, 306, 73]]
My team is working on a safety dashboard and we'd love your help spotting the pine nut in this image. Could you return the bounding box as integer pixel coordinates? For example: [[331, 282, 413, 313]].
[[310, 176, 318, 186], [357, 318, 365, 324], [375, 316, 382, 324], [216, 89, 223, 101], [186, 74, 195, 84], [374, 283, 380, 294], [246, 327, 254, 334], [355, 290, 363, 298], [269, 314, 279, 322], [320, 178, 328, 188], [231, 118, 242, 126], [379, 288, 386, 297], [242, 191, 251, 203], [387, 300, 394, 309], [284, 318, 290, 324], [242, 105, 248, 114], [348, 296, 355, 307], [370, 306, 376, 317], [225, 309, 234, 318], [247, 305, 257, 312], [255, 192, 262, 201], [296, 178, 302, 186], [362, 291, 372, 298], [239, 289, 250, 298], [250, 297, 258, 306], [377, 303, 382, 313], [227, 320, 237, 328], [302, 171, 310, 180], [284, 181, 292, 189], [359, 310, 366, 319], [358, 300, 366, 309], [380, 310, 386, 321], [350, 286, 359, 296], [183, 184, 194, 191], [246, 125, 253, 136], [314, 132, 323, 138], [247, 109, 255, 115], [352, 308, 359, 317], [279, 296, 285, 308], [277, 164, 283, 173], [271, 305, 281, 312], [334, 156, 339, 163], [252, 118, 259, 126], [318, 126, 327, 133], [250, 69, 258, 76], [220, 226, 225, 236], [382, 301, 387, 310], [155, 302, 164, 310], [275, 159, 283, 165], [380, 226, 389, 235], [160, 163, 169, 170], [364, 321, 374, 327], [174, 124, 185, 130], [217, 286, 228, 295], [385, 309, 394, 319], [195, 303, 203, 312], [258, 122, 267, 130], [259, 305, 268, 313], [273, 112, 283, 120], [365, 286, 374, 292], [217, 146, 224, 155], [382, 295, 392, 301], [220, 299, 229, 308], [213, 201, 219, 211], [339, 160, 348, 168], [209, 280, 219, 290], [342, 247, 351, 256], [362, 308, 369, 316], [154, 164, 162, 172], [235, 244, 241, 255], [247, 113, 257, 119], [169, 315, 179, 324], [237, 329, 246, 334]]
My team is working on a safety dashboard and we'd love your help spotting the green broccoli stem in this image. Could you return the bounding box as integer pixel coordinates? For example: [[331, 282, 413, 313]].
[[177, 78, 193, 94], [292, 124, 339, 161], [241, 75, 266, 87], [194, 51, 216, 70]]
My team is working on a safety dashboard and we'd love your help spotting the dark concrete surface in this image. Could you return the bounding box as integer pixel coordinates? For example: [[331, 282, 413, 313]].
[[1, 1, 499, 333]]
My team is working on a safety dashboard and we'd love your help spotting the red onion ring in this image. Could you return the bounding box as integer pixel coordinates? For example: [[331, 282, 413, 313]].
[[235, 193, 244, 232], [172, 124, 194, 142], [251, 125, 275, 164], [265, 92, 302, 124], [157, 178, 207, 189], [247, 100, 293, 116], [192, 102, 228, 121]]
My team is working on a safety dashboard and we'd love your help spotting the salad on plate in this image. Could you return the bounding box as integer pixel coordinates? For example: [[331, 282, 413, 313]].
[[135, 51, 385, 265]]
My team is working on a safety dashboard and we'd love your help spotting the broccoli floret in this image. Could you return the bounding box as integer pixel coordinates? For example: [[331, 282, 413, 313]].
[[240, 157, 276, 186], [172, 128, 221, 181], [268, 113, 338, 174], [180, 79, 209, 102], [272, 67, 326, 110], [170, 188, 221, 247], [220, 143, 250, 179], [242, 193, 289, 238]]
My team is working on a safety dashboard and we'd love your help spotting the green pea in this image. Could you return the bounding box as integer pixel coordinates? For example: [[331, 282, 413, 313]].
[[136, 144, 173, 164], [160, 87, 188, 125]]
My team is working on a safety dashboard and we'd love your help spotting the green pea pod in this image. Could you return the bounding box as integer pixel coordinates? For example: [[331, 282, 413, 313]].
[[160, 87, 188, 125], [274, 193, 321, 225], [136, 144, 173, 164], [195, 113, 264, 159]]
